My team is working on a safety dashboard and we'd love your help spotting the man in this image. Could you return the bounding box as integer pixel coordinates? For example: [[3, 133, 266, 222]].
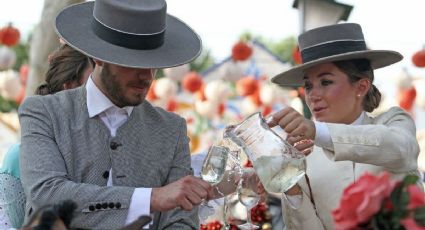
[[18, 0, 212, 229]]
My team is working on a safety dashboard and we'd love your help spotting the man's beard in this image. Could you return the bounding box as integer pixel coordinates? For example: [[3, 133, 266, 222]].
[[100, 64, 148, 107]]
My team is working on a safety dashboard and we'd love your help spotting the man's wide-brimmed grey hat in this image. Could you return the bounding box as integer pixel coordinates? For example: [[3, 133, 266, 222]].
[[271, 23, 403, 87], [55, 0, 201, 68]]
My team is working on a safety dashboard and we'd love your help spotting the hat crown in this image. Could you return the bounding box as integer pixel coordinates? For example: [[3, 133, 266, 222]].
[[94, 0, 166, 35], [299, 23, 364, 51]]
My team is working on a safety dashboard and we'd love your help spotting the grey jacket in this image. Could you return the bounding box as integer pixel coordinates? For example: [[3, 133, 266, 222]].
[[18, 86, 198, 229]]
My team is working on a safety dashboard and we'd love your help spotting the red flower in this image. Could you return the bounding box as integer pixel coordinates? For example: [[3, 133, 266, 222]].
[[231, 41, 252, 61], [236, 76, 258, 96], [332, 172, 396, 230], [407, 185, 425, 210], [401, 217, 425, 230]]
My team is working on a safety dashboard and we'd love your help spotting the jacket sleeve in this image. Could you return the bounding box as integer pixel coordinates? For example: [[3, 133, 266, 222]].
[[323, 107, 419, 173], [19, 96, 135, 229], [281, 177, 325, 230], [155, 117, 199, 230]]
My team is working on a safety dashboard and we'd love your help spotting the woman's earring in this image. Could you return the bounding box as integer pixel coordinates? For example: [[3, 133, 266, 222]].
[[357, 94, 361, 97]]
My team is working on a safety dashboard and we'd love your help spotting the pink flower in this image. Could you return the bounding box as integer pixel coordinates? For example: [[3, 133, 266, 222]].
[[407, 185, 425, 210], [401, 217, 425, 230], [332, 172, 396, 230]]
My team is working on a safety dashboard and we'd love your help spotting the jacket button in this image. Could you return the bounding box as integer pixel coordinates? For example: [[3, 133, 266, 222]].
[[109, 202, 115, 209], [102, 171, 109, 179], [89, 205, 95, 211], [95, 203, 102, 209], [115, 202, 121, 209], [110, 142, 119, 150], [102, 203, 108, 209]]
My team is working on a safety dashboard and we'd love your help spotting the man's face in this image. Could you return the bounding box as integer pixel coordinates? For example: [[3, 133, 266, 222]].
[[99, 63, 155, 107]]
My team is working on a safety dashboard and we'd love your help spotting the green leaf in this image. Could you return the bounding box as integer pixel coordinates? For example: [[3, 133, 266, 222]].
[[402, 175, 419, 186]]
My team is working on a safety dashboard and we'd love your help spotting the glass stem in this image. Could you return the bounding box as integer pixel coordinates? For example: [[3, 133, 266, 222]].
[[247, 207, 252, 224]]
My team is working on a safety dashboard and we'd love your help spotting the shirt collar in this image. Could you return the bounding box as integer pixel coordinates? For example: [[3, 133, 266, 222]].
[[86, 76, 133, 118], [352, 111, 365, 125]]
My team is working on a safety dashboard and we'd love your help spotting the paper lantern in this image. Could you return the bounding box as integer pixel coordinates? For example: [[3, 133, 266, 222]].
[[241, 97, 259, 116], [236, 76, 258, 96], [398, 87, 416, 111], [166, 98, 178, 112], [412, 48, 425, 67], [231, 41, 252, 61], [0, 24, 20, 47], [221, 61, 245, 82], [163, 64, 190, 82], [146, 80, 158, 101], [0, 46, 16, 70], [259, 83, 276, 105], [154, 77, 178, 99], [292, 45, 302, 65], [0, 70, 22, 100], [182, 71, 203, 93], [19, 64, 29, 85], [195, 99, 218, 119], [204, 80, 230, 103]]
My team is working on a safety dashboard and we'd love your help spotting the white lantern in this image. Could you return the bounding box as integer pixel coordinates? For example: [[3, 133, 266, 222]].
[[154, 77, 178, 99], [221, 61, 245, 82], [195, 99, 218, 119], [163, 64, 190, 82], [0, 46, 17, 70], [204, 80, 230, 103], [259, 83, 277, 105], [0, 70, 22, 100]]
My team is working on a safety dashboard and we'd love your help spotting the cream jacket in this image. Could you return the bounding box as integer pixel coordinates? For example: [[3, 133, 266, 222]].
[[282, 107, 421, 230]]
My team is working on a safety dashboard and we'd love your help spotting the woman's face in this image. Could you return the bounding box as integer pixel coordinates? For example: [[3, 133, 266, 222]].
[[303, 62, 364, 124]]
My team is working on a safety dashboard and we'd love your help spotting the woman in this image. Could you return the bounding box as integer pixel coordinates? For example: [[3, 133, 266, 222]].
[[0, 44, 94, 229], [268, 23, 421, 229]]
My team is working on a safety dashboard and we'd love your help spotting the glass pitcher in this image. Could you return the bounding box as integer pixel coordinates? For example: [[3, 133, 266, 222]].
[[224, 112, 306, 193]]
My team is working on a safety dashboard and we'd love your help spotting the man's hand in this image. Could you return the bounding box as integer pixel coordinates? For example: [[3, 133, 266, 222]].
[[151, 175, 213, 212]]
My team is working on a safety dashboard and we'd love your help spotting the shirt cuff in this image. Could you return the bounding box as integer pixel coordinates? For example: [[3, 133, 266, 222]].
[[314, 121, 333, 150], [125, 188, 152, 228]]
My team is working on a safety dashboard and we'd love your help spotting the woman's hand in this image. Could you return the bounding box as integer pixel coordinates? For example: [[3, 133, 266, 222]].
[[268, 107, 315, 152]]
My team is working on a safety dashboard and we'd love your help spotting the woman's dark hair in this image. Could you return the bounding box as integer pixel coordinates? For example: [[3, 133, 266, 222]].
[[24, 200, 77, 230], [35, 44, 94, 95], [333, 59, 381, 112]]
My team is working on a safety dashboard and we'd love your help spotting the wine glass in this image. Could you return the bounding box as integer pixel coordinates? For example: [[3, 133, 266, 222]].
[[237, 168, 260, 230], [199, 145, 230, 221]]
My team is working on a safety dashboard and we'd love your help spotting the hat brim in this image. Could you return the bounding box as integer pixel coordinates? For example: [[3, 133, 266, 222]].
[[55, 2, 202, 69], [271, 50, 403, 87]]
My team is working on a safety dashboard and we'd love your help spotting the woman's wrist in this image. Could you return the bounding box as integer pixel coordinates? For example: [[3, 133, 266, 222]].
[[285, 184, 302, 196]]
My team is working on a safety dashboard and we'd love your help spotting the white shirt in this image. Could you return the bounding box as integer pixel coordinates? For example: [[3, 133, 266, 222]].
[[86, 76, 151, 225]]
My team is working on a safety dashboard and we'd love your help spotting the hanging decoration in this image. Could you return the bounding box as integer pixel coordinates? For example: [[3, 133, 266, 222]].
[[0, 23, 20, 47], [0, 46, 17, 70], [231, 41, 253, 61], [412, 46, 425, 67], [236, 76, 258, 96], [292, 45, 302, 65], [182, 71, 203, 93]]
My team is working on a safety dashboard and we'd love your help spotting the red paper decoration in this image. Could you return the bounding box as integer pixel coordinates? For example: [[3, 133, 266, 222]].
[[146, 80, 158, 101], [182, 71, 203, 93], [236, 76, 258, 96], [231, 41, 253, 61], [399, 87, 417, 111], [0, 24, 20, 47], [412, 48, 425, 67], [166, 98, 178, 112], [292, 45, 302, 65]]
